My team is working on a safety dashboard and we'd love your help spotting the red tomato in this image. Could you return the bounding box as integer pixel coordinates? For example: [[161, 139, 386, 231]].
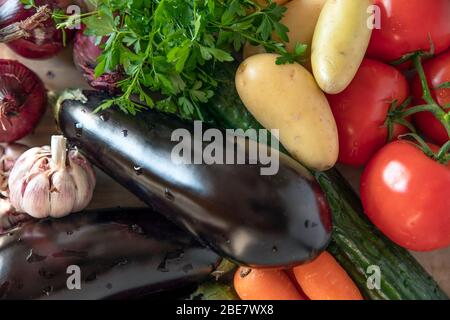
[[367, 0, 450, 62], [411, 50, 450, 145], [361, 140, 450, 251], [327, 59, 410, 166]]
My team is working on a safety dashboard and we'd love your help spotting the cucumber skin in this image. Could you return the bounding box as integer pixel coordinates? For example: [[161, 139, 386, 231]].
[[204, 62, 448, 300]]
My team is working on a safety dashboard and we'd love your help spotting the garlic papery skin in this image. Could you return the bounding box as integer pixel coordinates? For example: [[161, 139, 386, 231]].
[[0, 143, 28, 197], [0, 197, 30, 232], [8, 135, 96, 218]]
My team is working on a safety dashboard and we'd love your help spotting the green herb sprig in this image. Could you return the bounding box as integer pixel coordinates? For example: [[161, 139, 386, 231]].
[[25, 0, 305, 119]]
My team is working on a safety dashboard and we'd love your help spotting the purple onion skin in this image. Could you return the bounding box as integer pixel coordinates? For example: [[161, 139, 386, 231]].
[[0, 59, 47, 142], [73, 29, 123, 94], [0, 0, 76, 59]]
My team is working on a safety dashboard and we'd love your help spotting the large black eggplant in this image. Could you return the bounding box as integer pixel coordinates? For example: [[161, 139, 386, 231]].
[[55, 90, 332, 268], [0, 207, 220, 300]]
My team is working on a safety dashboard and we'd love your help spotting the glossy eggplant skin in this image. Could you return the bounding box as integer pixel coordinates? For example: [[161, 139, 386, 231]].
[[56, 90, 332, 268], [0, 208, 220, 300]]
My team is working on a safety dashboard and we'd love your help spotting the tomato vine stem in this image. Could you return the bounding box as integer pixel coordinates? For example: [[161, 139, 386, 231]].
[[400, 133, 450, 165], [401, 54, 450, 138]]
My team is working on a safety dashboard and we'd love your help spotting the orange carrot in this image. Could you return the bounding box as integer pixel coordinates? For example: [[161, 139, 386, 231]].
[[292, 251, 363, 300], [234, 267, 305, 300], [285, 269, 310, 300]]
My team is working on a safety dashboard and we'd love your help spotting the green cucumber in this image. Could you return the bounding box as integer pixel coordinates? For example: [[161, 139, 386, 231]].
[[204, 62, 448, 300], [189, 282, 238, 300]]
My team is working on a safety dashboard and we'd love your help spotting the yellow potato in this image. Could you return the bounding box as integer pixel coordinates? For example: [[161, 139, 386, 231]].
[[235, 53, 339, 171], [311, 0, 373, 94], [279, 0, 327, 56]]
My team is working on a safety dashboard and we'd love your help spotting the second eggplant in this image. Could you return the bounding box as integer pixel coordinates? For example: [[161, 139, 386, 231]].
[[55, 90, 332, 268], [0, 207, 220, 300]]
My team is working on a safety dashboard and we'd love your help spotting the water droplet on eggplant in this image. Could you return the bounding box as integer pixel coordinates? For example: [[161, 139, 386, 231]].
[[100, 113, 110, 122], [157, 249, 184, 272], [74, 123, 83, 137], [115, 259, 128, 267], [272, 246, 278, 253], [130, 224, 144, 235], [304, 220, 311, 229], [164, 188, 174, 201], [157, 260, 169, 273], [26, 249, 47, 263], [166, 249, 184, 261], [42, 286, 53, 296], [134, 166, 143, 175]]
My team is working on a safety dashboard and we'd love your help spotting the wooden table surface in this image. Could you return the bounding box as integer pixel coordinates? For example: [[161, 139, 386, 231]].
[[1, 44, 449, 296]]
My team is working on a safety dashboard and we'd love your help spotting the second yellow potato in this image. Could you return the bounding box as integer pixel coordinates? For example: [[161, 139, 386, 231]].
[[311, 0, 373, 94], [235, 54, 339, 171]]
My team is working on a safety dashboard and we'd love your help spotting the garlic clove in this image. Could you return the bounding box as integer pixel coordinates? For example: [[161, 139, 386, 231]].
[[49, 170, 76, 218], [8, 147, 43, 185], [8, 175, 25, 213], [21, 174, 51, 219], [69, 152, 95, 212], [70, 150, 96, 183]]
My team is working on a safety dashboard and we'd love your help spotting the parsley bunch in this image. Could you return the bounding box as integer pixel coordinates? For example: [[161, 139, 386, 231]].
[[37, 0, 305, 118]]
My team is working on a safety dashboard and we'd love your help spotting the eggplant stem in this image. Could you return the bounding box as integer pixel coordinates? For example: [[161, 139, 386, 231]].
[[51, 135, 67, 170], [0, 6, 51, 43]]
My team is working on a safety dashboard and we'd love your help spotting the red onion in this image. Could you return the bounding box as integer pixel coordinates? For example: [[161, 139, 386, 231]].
[[0, 59, 47, 142], [0, 5, 51, 43], [0, 0, 76, 59], [73, 29, 122, 93]]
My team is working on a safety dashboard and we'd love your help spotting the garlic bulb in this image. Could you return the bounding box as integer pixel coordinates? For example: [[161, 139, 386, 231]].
[[8, 135, 96, 218], [0, 143, 28, 197]]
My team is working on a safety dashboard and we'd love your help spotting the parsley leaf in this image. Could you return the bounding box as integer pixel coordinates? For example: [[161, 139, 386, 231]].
[[56, 0, 306, 119]]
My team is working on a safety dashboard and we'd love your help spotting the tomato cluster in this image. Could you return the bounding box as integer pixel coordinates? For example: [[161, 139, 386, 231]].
[[326, 0, 450, 252]]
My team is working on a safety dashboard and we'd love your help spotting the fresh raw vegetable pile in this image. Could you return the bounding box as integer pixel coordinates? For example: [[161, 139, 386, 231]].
[[0, 0, 449, 300]]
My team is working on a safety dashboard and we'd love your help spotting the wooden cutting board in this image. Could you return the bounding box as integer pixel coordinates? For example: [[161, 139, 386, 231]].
[[1, 44, 449, 296]]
